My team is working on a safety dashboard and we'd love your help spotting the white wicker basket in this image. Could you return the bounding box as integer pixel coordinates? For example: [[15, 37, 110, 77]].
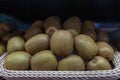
[[0, 53, 7, 63], [0, 52, 7, 75], [0, 51, 120, 80]]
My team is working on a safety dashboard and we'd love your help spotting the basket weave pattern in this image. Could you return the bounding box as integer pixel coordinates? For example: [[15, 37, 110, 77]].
[[0, 53, 7, 75], [0, 52, 120, 80]]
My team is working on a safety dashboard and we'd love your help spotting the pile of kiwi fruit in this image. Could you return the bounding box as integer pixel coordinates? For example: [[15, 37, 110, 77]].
[[2, 16, 115, 71]]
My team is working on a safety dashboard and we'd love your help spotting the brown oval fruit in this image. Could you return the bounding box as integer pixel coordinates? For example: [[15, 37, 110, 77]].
[[23, 20, 43, 41], [12, 30, 24, 37], [2, 34, 15, 45], [51, 30, 73, 56], [82, 28, 96, 41], [96, 42, 114, 61], [4, 51, 31, 70], [0, 44, 6, 56], [25, 34, 50, 55], [67, 29, 78, 37], [31, 50, 57, 70], [43, 16, 61, 37], [43, 16, 61, 28], [96, 30, 109, 42], [45, 26, 58, 37], [0, 22, 13, 33], [83, 20, 95, 29], [2, 31, 24, 45], [58, 55, 85, 71], [63, 16, 81, 34], [7, 36, 25, 54], [75, 34, 98, 60], [87, 56, 112, 70], [0, 29, 7, 39]]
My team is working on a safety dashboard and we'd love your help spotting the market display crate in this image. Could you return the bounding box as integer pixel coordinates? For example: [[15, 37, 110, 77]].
[[0, 51, 120, 80]]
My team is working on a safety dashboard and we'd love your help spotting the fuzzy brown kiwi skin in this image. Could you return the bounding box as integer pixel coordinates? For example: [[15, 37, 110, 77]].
[[2, 31, 24, 45], [82, 20, 96, 41], [25, 34, 50, 55], [7, 36, 25, 54], [43, 16, 61, 35], [31, 50, 57, 70], [23, 20, 43, 41], [2, 34, 15, 45], [0, 22, 14, 33], [67, 29, 78, 37], [96, 42, 114, 61], [4, 51, 31, 70], [46, 27, 58, 37], [43, 16, 61, 29], [96, 29, 109, 42], [86, 56, 112, 70], [63, 16, 81, 34], [50, 30, 73, 57], [83, 20, 96, 30], [82, 28, 96, 41], [0, 29, 7, 39], [0, 22, 14, 39], [58, 55, 85, 71], [75, 34, 98, 60]]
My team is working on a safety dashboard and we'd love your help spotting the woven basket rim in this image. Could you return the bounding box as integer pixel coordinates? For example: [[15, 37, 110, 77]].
[[0, 51, 120, 79]]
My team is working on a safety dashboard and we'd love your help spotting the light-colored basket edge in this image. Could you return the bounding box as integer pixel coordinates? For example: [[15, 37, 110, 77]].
[[0, 51, 120, 79]]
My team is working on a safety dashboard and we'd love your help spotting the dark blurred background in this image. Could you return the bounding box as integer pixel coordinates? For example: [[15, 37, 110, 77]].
[[0, 1, 120, 80], [0, 0, 119, 22]]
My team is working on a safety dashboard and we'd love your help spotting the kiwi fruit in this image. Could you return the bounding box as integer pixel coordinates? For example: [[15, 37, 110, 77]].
[[7, 36, 25, 54], [0, 44, 6, 56], [45, 26, 58, 37], [96, 30, 109, 42], [96, 42, 114, 61], [0, 22, 13, 33], [82, 20, 96, 41], [25, 34, 50, 55], [2, 34, 14, 44], [31, 50, 57, 70], [2, 31, 24, 44], [63, 16, 81, 34], [67, 29, 78, 37], [50, 30, 73, 56], [0, 29, 7, 39], [58, 55, 85, 71], [4, 51, 31, 70], [43, 16, 61, 28], [23, 20, 43, 41], [82, 28, 96, 41], [2, 31, 24, 45], [43, 16, 61, 37], [87, 56, 112, 70], [83, 20, 95, 29], [12, 30, 24, 37], [75, 34, 98, 60]]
